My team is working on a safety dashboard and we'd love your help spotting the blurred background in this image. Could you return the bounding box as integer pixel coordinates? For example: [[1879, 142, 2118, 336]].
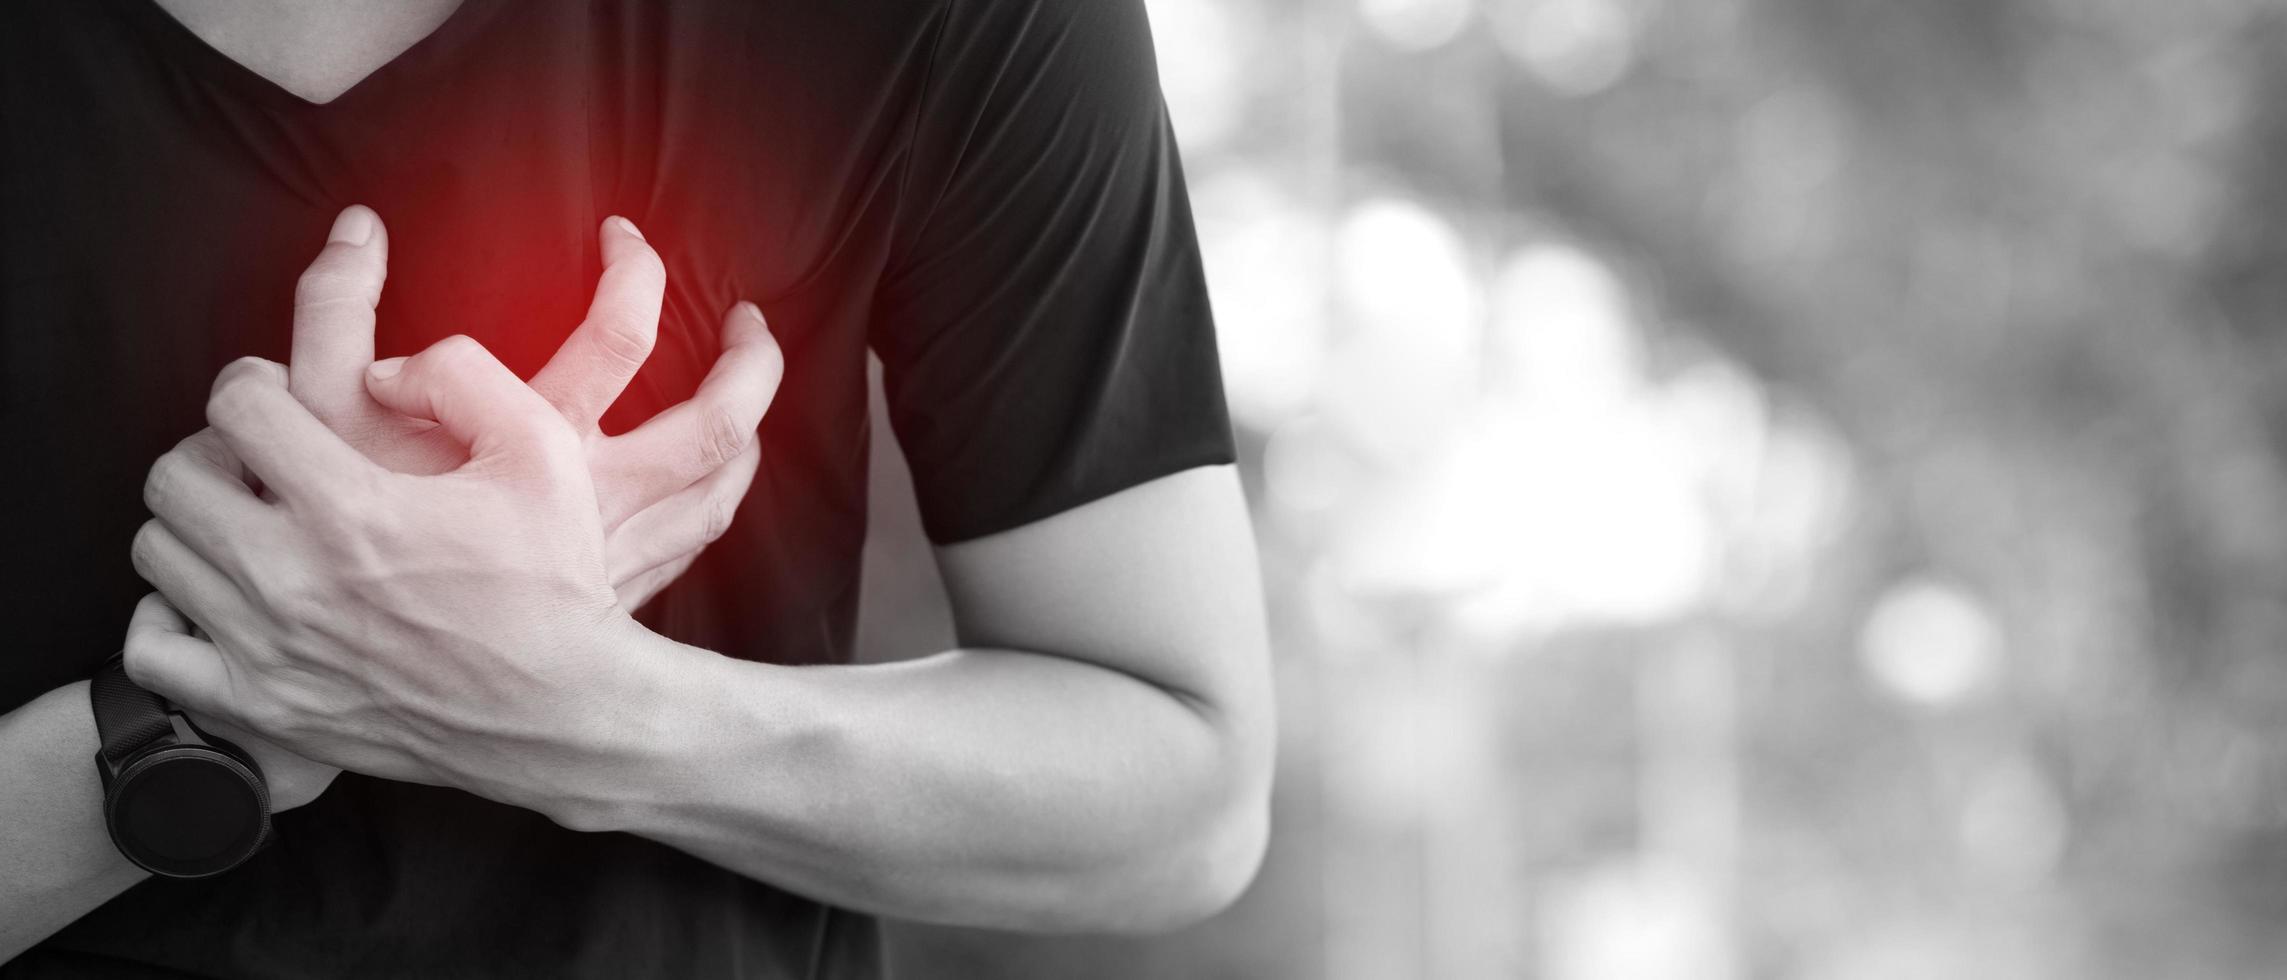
[[860, 0, 2287, 976]]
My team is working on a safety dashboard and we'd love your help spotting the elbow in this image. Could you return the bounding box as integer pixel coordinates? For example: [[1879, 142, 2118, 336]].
[[1008, 778, 1269, 935], [1091, 677, 1277, 933], [1125, 784, 1272, 933], [1028, 724, 1275, 935]]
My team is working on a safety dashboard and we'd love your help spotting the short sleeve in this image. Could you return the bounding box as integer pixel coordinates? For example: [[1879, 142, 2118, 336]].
[[869, 0, 1235, 544]]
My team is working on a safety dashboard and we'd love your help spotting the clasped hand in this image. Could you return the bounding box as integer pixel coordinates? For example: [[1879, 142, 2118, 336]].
[[123, 207, 780, 812]]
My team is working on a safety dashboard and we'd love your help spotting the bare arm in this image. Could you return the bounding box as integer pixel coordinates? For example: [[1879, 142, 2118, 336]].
[[1, 207, 772, 959], [0, 595, 339, 962], [557, 465, 1275, 931], [132, 345, 1274, 933], [0, 682, 150, 961]]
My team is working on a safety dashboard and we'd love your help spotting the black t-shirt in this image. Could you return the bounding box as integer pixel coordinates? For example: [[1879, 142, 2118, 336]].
[[0, 0, 1232, 975]]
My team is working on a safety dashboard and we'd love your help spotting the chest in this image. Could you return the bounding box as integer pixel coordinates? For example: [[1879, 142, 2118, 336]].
[[0, 0, 940, 705], [5, 0, 925, 425]]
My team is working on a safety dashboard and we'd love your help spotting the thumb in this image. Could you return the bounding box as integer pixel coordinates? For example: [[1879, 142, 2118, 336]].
[[288, 205, 389, 424], [365, 335, 570, 463]]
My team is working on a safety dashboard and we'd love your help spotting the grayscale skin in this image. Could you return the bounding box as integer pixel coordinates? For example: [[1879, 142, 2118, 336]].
[[0, 206, 781, 956], [1, 0, 1272, 958]]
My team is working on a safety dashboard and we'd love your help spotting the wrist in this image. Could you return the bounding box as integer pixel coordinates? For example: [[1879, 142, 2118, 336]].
[[511, 613, 701, 832], [529, 634, 837, 842]]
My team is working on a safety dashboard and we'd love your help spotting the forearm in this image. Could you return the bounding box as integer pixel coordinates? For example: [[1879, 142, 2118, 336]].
[[0, 683, 148, 961], [518, 632, 1269, 933]]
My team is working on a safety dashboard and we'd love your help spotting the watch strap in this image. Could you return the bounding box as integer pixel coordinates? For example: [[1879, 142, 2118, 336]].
[[91, 653, 175, 768]]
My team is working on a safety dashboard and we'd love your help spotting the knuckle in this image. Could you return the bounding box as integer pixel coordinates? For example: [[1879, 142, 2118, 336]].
[[751, 340, 787, 402], [206, 367, 272, 427], [203, 387, 241, 428], [143, 452, 186, 513], [757, 332, 786, 376], [236, 554, 289, 611], [292, 249, 377, 306], [210, 355, 281, 394], [306, 491, 369, 541], [592, 313, 657, 368], [267, 575, 326, 626], [192, 433, 246, 485], [418, 336, 492, 399], [701, 493, 739, 544], [306, 474, 385, 537], [698, 404, 751, 469], [627, 247, 667, 287], [239, 355, 284, 378], [429, 333, 486, 368], [293, 267, 365, 310], [244, 691, 299, 738], [129, 520, 164, 580]]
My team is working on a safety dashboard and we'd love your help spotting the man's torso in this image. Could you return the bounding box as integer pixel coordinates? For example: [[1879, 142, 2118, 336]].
[[0, 0, 941, 974]]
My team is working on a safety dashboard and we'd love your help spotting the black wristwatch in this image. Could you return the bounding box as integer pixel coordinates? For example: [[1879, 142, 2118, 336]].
[[90, 653, 271, 878]]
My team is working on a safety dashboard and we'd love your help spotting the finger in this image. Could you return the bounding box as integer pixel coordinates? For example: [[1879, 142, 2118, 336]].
[[144, 429, 278, 569], [127, 589, 194, 637], [130, 520, 260, 668], [594, 302, 780, 521], [121, 593, 239, 723], [529, 217, 664, 429], [606, 437, 758, 578], [288, 206, 389, 423], [365, 335, 572, 463], [207, 357, 380, 504]]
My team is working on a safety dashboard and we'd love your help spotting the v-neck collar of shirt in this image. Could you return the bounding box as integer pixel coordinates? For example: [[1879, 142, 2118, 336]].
[[111, 0, 510, 112]]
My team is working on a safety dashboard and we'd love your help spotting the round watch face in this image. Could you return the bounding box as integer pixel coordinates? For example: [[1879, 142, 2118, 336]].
[[107, 746, 269, 878]]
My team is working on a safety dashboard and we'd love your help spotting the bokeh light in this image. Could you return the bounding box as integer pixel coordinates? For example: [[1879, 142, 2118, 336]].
[[1144, 0, 1243, 148], [1359, 0, 1473, 53], [877, 1, 2287, 976], [1858, 577, 2003, 708], [1197, 172, 1332, 429], [1324, 197, 1480, 462], [1492, 0, 1641, 97]]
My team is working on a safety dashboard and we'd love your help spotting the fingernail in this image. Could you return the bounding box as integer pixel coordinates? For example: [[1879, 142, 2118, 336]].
[[613, 216, 645, 241], [367, 357, 404, 380], [737, 302, 765, 326], [329, 206, 376, 246]]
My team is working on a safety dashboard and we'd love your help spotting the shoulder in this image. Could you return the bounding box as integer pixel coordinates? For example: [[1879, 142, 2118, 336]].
[[932, 0, 1155, 63], [922, 0, 1164, 114]]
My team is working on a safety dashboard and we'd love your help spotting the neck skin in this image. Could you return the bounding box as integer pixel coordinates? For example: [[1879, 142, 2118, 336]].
[[150, 0, 466, 103]]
